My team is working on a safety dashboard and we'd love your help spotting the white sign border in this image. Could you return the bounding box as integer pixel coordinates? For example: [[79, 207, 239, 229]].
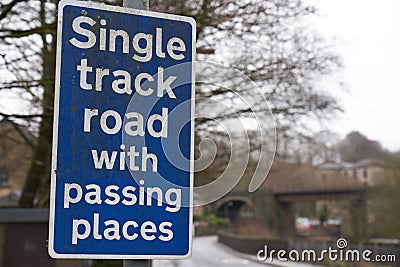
[[48, 0, 196, 259]]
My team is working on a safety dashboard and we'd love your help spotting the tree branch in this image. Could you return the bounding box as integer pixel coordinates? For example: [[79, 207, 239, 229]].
[[0, 0, 28, 21], [0, 112, 42, 119]]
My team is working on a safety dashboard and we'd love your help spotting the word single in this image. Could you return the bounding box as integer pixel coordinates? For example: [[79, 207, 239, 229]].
[[70, 16, 187, 62]]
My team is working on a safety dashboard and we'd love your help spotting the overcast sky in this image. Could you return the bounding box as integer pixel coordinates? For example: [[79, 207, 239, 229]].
[[312, 0, 400, 151]]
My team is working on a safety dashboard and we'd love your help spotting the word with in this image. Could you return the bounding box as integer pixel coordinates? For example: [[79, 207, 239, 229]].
[[92, 145, 157, 172]]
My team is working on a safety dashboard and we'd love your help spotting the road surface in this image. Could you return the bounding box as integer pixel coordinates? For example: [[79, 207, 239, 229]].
[[153, 236, 269, 267]]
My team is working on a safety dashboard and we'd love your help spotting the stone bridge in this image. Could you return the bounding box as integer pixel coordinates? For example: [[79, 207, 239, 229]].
[[206, 162, 371, 241]]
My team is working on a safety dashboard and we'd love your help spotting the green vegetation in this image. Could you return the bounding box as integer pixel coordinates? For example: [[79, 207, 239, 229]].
[[205, 214, 229, 228]]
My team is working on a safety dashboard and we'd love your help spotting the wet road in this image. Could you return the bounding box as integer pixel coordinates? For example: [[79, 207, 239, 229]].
[[153, 236, 270, 267]]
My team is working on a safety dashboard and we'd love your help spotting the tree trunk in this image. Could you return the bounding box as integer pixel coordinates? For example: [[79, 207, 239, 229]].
[[19, 0, 56, 208]]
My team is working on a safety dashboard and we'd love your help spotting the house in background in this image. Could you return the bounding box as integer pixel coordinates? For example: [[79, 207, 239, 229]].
[[316, 159, 384, 186]]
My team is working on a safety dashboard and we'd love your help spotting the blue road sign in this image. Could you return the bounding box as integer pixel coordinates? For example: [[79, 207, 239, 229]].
[[49, 0, 195, 259]]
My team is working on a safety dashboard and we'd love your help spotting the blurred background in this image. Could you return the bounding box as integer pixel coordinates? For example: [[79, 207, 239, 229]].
[[0, 0, 399, 266]]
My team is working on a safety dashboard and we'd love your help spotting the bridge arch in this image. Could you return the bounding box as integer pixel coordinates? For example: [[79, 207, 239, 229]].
[[213, 196, 254, 223], [214, 196, 253, 211]]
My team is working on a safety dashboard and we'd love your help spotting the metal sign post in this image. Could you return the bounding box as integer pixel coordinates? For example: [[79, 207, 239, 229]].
[[49, 0, 195, 261], [123, 0, 149, 10], [122, 0, 149, 260], [123, 2, 149, 267]]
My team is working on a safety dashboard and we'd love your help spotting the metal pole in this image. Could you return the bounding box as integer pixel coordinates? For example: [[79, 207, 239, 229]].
[[121, 0, 150, 266], [123, 0, 149, 10], [123, 259, 152, 267]]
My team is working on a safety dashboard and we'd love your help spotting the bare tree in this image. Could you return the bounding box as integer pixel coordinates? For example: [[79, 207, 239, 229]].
[[1, 0, 56, 207], [151, 0, 341, 145], [0, 0, 341, 207]]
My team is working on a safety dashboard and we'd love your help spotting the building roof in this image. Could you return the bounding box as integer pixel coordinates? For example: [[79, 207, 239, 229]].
[[316, 159, 382, 171], [239, 160, 370, 197]]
